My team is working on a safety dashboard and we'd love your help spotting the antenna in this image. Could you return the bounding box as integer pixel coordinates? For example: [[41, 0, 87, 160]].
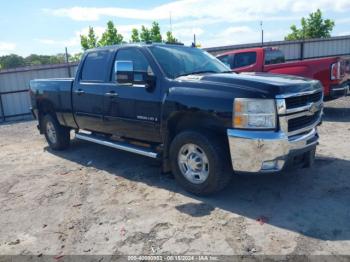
[[260, 21, 264, 47]]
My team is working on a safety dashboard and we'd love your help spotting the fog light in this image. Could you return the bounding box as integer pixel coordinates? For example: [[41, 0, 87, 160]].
[[261, 160, 278, 171]]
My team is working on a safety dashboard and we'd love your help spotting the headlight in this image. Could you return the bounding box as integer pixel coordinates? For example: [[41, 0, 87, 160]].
[[233, 98, 276, 129]]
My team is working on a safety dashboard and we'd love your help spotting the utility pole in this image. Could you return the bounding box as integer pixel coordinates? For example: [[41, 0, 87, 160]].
[[169, 12, 172, 33], [193, 34, 196, 46], [65, 47, 69, 63], [260, 21, 264, 47], [65, 47, 71, 77]]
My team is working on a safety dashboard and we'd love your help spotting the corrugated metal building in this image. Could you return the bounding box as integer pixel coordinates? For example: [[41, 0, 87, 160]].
[[0, 35, 349, 122], [205, 35, 350, 60]]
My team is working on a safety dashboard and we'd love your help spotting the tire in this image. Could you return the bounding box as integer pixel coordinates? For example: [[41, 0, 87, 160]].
[[169, 130, 232, 195], [42, 114, 70, 150]]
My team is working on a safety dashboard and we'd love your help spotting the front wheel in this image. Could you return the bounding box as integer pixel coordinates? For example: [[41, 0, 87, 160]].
[[42, 114, 70, 150], [169, 130, 232, 195]]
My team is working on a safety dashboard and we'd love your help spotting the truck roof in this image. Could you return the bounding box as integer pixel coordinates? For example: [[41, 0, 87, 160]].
[[86, 42, 186, 53]]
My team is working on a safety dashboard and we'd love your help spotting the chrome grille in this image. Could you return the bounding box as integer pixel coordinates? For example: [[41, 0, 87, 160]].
[[288, 110, 322, 133], [285, 92, 322, 109], [276, 88, 323, 137]]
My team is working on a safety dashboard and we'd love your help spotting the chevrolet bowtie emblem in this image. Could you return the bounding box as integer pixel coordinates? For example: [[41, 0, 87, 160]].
[[308, 103, 319, 114]]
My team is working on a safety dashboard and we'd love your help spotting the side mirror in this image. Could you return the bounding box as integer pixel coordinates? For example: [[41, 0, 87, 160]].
[[145, 74, 156, 92], [115, 61, 133, 85]]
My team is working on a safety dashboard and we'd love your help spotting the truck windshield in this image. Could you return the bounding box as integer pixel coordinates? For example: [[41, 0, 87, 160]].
[[148, 45, 231, 79]]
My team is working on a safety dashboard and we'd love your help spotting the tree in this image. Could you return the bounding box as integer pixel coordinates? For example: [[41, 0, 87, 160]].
[[80, 26, 98, 50], [24, 54, 66, 65], [0, 54, 26, 69], [130, 28, 140, 43], [98, 21, 123, 46], [150, 22, 162, 42], [70, 53, 82, 62], [285, 9, 335, 40], [165, 31, 178, 43], [140, 26, 152, 42], [53, 53, 68, 64]]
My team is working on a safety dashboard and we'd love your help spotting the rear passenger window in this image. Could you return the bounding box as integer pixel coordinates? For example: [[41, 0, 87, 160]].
[[264, 50, 285, 65], [81, 51, 109, 81], [232, 52, 257, 69]]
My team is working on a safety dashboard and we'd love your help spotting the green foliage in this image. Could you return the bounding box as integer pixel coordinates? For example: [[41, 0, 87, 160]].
[[0, 54, 26, 69], [138, 22, 164, 42], [140, 26, 152, 42], [150, 22, 162, 42], [80, 26, 98, 50], [98, 21, 123, 46], [0, 19, 180, 70], [0, 52, 82, 70], [285, 9, 335, 40], [82, 20, 178, 46], [130, 28, 140, 43], [24, 54, 67, 65], [165, 31, 178, 43], [69, 53, 82, 62]]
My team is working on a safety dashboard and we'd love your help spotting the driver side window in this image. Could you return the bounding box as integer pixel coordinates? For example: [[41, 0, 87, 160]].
[[113, 48, 151, 83]]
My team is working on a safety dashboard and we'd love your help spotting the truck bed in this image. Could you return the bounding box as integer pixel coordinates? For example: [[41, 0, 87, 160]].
[[29, 78, 76, 128]]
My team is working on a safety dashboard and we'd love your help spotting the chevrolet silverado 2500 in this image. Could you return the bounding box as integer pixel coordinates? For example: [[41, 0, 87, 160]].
[[217, 47, 348, 99], [29, 44, 323, 195]]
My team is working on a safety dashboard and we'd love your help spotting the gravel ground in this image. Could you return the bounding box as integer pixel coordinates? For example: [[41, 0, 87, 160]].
[[0, 96, 349, 257]]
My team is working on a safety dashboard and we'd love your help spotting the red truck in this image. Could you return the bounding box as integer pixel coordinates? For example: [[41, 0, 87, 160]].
[[216, 47, 349, 99]]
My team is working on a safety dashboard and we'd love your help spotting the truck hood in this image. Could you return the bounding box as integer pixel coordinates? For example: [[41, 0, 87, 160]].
[[175, 72, 321, 98]]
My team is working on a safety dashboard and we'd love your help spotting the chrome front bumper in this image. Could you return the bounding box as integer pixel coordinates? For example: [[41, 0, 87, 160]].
[[330, 83, 349, 98], [227, 128, 319, 173]]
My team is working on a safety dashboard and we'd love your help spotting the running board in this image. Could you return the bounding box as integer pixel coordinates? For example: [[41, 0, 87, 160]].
[[75, 132, 159, 159]]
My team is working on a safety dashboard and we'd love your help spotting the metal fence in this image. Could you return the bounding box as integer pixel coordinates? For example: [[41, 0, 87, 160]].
[[0, 62, 78, 122], [0, 35, 350, 122], [204, 35, 350, 60]]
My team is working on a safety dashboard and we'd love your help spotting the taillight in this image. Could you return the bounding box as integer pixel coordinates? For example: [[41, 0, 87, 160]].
[[331, 62, 340, 80]]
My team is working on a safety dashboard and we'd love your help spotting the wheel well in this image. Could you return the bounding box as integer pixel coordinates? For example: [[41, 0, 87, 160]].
[[164, 112, 226, 158], [37, 100, 56, 133], [167, 112, 226, 138], [160, 112, 229, 173]]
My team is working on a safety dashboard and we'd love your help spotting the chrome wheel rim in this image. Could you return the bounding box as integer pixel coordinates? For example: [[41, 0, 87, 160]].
[[46, 121, 57, 144], [178, 143, 209, 184]]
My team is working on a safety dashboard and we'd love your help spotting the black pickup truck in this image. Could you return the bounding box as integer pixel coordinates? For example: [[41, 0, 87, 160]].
[[29, 43, 323, 195]]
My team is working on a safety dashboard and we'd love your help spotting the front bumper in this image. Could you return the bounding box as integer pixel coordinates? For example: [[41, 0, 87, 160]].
[[329, 83, 349, 98], [227, 128, 319, 173]]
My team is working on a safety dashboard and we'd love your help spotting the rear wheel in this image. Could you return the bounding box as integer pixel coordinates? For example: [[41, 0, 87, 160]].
[[42, 114, 70, 150], [170, 130, 232, 195]]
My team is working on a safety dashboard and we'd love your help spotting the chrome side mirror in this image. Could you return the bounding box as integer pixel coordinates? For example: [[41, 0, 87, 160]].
[[115, 61, 134, 85]]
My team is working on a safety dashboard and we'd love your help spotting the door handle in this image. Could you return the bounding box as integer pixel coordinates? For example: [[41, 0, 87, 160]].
[[105, 91, 119, 98], [75, 89, 85, 95]]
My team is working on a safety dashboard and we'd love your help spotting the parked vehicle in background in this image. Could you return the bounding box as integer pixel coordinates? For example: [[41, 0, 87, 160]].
[[345, 58, 350, 95], [217, 47, 349, 100], [30, 43, 323, 195]]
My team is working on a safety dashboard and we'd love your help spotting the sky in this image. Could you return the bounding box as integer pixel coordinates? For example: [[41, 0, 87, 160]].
[[1, 0, 350, 56]]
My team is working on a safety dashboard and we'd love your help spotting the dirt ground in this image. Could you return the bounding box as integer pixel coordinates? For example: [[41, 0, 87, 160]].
[[0, 97, 349, 257]]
